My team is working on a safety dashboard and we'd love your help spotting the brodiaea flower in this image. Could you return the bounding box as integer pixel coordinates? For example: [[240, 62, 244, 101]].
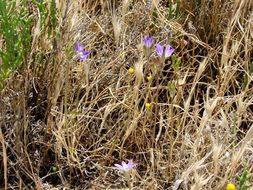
[[75, 41, 84, 53], [143, 36, 153, 48], [156, 43, 163, 57], [114, 159, 137, 173], [156, 43, 175, 58], [165, 44, 174, 58], [75, 41, 91, 61]]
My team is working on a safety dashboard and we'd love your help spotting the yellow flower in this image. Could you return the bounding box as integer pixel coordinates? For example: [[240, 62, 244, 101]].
[[226, 183, 236, 190], [147, 75, 152, 81], [145, 103, 151, 108], [128, 67, 134, 74]]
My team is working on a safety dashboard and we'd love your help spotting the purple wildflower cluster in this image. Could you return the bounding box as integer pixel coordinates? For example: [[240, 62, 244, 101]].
[[75, 35, 174, 62], [143, 35, 175, 59], [75, 41, 91, 61], [74, 37, 175, 177]]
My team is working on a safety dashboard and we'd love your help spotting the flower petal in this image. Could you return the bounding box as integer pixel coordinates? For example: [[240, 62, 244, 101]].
[[143, 36, 153, 48], [156, 43, 163, 57], [75, 41, 84, 52], [121, 161, 129, 171], [114, 164, 124, 171], [165, 44, 175, 58], [79, 51, 90, 61], [127, 159, 137, 168], [114, 159, 137, 173], [143, 36, 148, 44], [82, 51, 91, 56]]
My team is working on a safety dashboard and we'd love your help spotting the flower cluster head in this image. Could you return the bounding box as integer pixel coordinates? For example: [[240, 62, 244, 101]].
[[114, 159, 137, 173], [128, 67, 135, 74], [143, 36, 153, 48], [145, 102, 151, 108], [147, 74, 152, 81], [75, 41, 91, 61], [226, 183, 235, 190], [156, 43, 175, 59]]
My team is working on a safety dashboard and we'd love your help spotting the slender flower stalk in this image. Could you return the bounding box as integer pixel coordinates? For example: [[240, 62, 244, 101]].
[[153, 42, 175, 136]]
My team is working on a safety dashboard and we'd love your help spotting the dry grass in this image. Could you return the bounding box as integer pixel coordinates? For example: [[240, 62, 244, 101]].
[[0, 0, 253, 189]]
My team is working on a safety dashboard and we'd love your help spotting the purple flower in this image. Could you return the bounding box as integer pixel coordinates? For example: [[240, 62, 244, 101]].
[[143, 36, 153, 48], [156, 43, 175, 58], [75, 41, 84, 52], [75, 41, 91, 61], [156, 43, 163, 57], [79, 50, 91, 61], [165, 44, 174, 58], [114, 159, 137, 173]]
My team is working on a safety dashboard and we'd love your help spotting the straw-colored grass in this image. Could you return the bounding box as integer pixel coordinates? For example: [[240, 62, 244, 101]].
[[0, 0, 252, 189]]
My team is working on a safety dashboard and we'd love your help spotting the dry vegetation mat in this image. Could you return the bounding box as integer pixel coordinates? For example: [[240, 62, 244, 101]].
[[0, 0, 253, 189]]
